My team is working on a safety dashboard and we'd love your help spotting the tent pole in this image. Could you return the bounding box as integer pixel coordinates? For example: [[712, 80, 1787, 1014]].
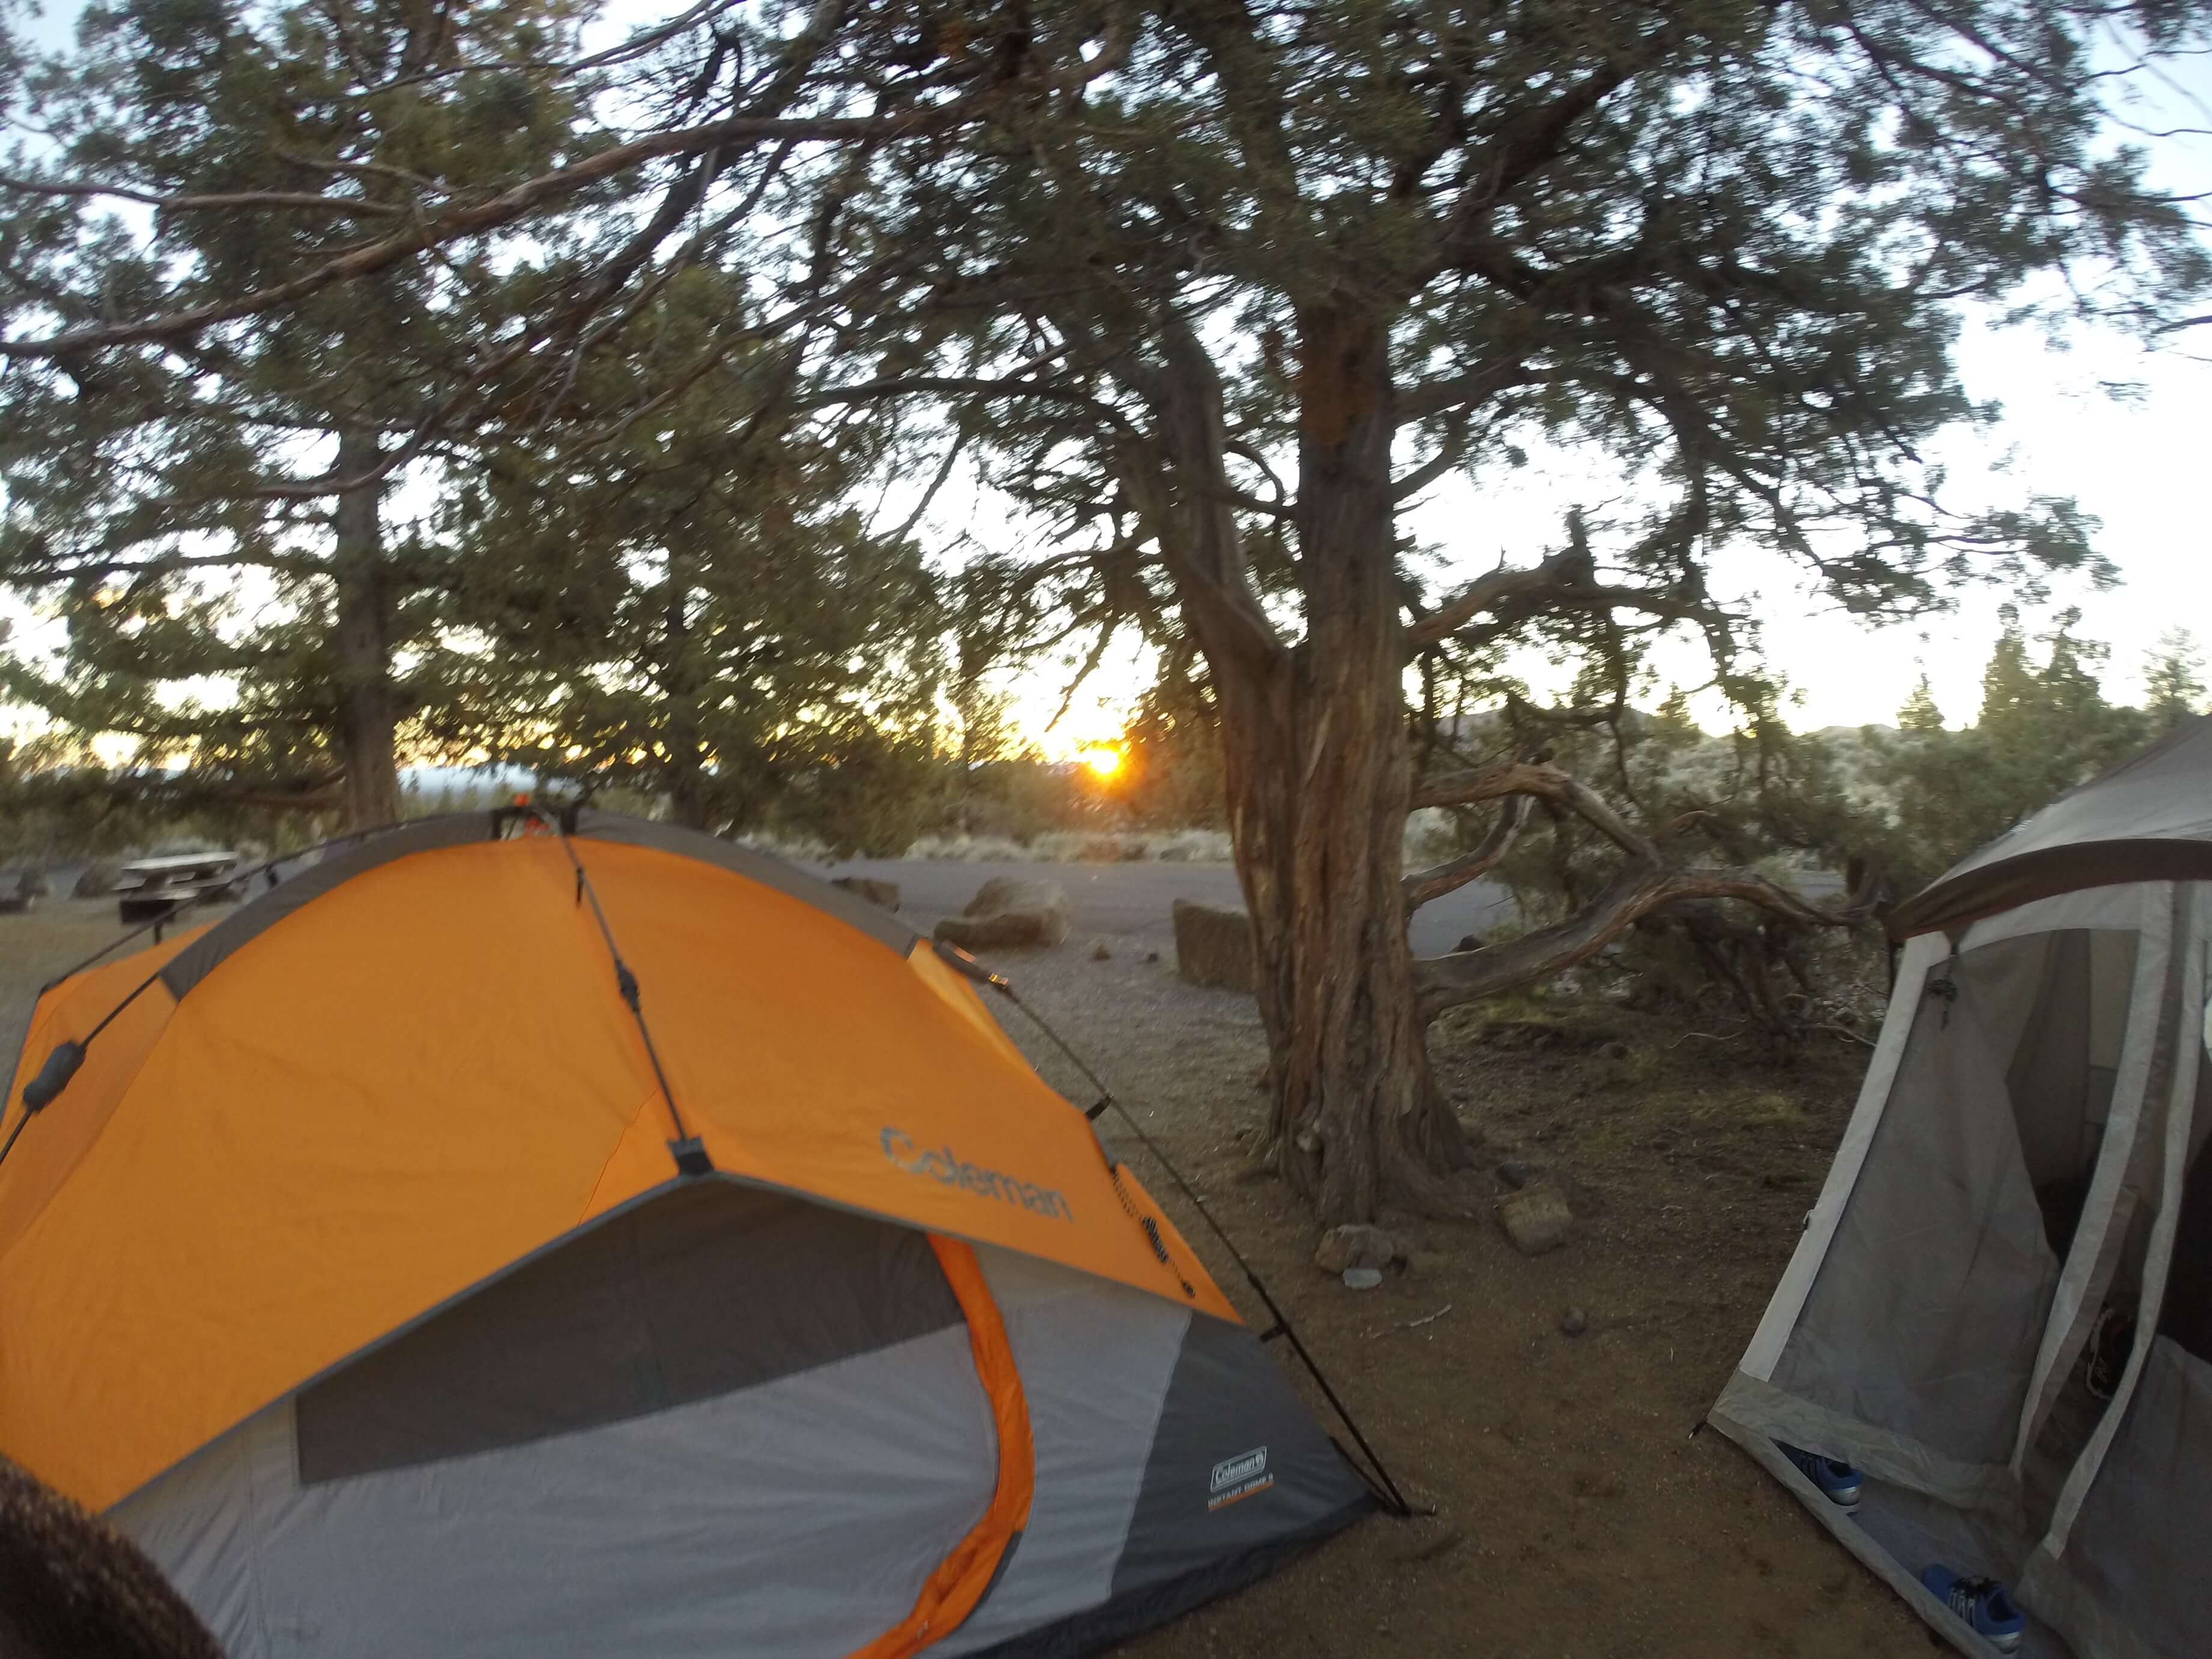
[[983, 971, 1424, 1520]]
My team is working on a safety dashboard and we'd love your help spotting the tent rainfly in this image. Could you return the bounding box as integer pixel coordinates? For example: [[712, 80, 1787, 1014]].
[[1711, 715, 2212, 1658], [0, 809, 1372, 1658]]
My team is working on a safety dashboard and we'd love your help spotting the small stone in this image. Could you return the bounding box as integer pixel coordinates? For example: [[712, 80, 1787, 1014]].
[[1454, 933, 1484, 954], [1559, 1305, 1588, 1337], [1597, 1040, 1631, 1060], [1144, 949, 1161, 964], [1313, 1223, 1398, 1274], [1497, 1159, 1534, 1190], [1496, 1186, 1574, 1255], [1342, 1266, 1384, 1291], [1090, 939, 1113, 961], [828, 875, 901, 911]]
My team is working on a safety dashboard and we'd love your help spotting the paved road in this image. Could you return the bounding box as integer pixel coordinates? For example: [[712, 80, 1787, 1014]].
[[804, 858, 1519, 958]]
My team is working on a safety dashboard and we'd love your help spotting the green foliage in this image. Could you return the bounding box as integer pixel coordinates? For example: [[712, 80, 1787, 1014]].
[[0, 0, 598, 825], [2144, 628, 2208, 735], [426, 273, 952, 851], [1873, 610, 2154, 891]]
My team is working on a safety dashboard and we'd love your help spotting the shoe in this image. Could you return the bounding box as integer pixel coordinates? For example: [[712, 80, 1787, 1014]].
[[1777, 1441, 1863, 1511], [1919, 1565, 2024, 1654]]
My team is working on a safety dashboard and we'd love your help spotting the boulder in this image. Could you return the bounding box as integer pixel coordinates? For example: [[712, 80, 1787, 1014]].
[[72, 863, 120, 900], [1314, 1223, 1399, 1274], [933, 877, 1073, 950], [828, 875, 901, 912], [1496, 1185, 1573, 1255], [1172, 898, 1257, 993]]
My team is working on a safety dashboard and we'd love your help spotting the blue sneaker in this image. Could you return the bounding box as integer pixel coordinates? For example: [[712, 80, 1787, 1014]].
[[1777, 1440, 1863, 1512], [1919, 1566, 2024, 1654]]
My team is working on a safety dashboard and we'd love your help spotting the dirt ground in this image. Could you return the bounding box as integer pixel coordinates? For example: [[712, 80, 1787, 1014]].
[[993, 936, 1932, 1659], [2, 894, 1933, 1658]]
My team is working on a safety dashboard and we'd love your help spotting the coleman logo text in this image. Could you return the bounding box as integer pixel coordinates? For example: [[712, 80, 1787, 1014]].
[[881, 1128, 1074, 1221], [1207, 1447, 1274, 1510]]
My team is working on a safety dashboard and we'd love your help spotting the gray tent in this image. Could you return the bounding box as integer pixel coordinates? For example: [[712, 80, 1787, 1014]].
[[1711, 715, 2212, 1657]]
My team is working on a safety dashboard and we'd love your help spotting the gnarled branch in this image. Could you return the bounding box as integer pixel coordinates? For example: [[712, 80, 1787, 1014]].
[[1413, 860, 1865, 1022], [1403, 794, 1527, 912], [1410, 760, 1657, 860]]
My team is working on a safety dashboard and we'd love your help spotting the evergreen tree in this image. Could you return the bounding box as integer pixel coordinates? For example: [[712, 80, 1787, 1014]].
[[430, 273, 947, 850], [810, 0, 2212, 1217], [0, 0, 596, 828], [2143, 628, 2207, 733], [1878, 611, 2150, 888]]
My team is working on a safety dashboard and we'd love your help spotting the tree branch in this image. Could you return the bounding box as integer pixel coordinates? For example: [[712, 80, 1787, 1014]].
[[0, 172, 407, 218], [1410, 760, 1658, 858], [1403, 794, 1527, 912], [1413, 861, 1862, 1021]]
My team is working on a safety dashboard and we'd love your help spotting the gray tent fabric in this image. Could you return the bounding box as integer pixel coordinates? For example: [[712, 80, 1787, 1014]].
[[114, 1184, 1370, 1658], [1767, 943, 2065, 1466], [1890, 715, 2212, 939], [293, 1181, 962, 1482], [1720, 715, 2212, 1656], [1716, 856, 2210, 1657], [2060, 1337, 2212, 1659]]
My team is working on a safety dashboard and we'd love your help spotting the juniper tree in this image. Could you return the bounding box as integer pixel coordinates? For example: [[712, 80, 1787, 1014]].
[[804, 0, 2212, 1218]]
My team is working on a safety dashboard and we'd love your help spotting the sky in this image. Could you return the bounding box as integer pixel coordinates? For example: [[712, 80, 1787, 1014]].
[[4, 3, 2208, 762]]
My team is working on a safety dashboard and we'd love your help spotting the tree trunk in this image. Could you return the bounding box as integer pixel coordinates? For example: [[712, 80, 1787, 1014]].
[[660, 568, 712, 831], [1259, 307, 1471, 1220], [1139, 308, 1469, 1224], [331, 426, 403, 832]]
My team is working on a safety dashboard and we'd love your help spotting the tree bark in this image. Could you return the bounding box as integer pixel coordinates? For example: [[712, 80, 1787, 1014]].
[[331, 426, 403, 831], [661, 569, 712, 830], [1138, 307, 1470, 1224]]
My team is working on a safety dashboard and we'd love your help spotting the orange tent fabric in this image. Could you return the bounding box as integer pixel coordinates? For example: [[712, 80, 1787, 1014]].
[[1, 815, 1233, 1511]]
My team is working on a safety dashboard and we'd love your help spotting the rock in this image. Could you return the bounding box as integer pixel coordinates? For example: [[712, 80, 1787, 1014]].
[[1342, 1267, 1384, 1291], [1597, 1039, 1631, 1060], [1497, 1159, 1535, 1190], [1454, 933, 1485, 954], [1143, 949, 1161, 964], [0, 891, 31, 915], [1559, 1305, 1589, 1337], [1172, 898, 1257, 993], [72, 863, 120, 900], [1090, 939, 1113, 962], [1496, 1185, 1574, 1255], [1314, 1223, 1398, 1274], [932, 877, 1074, 950], [14, 869, 51, 899], [828, 875, 900, 911]]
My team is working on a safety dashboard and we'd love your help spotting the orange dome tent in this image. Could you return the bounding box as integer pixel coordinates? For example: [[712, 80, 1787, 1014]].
[[2, 808, 1370, 1658]]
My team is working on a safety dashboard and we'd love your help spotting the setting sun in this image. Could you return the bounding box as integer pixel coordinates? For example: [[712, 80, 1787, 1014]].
[[1080, 746, 1124, 780]]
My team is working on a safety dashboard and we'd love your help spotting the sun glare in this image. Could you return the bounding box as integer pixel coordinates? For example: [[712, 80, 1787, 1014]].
[[1081, 746, 1124, 780]]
